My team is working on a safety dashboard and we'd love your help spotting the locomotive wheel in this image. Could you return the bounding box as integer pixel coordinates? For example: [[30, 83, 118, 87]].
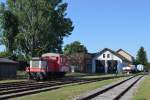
[[36, 72, 44, 81], [28, 72, 66, 81]]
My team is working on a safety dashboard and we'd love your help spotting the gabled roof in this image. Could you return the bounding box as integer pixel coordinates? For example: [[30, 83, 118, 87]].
[[94, 48, 132, 63], [116, 49, 134, 59], [0, 58, 18, 64]]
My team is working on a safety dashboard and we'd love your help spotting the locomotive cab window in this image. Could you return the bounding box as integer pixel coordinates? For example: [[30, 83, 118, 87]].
[[31, 60, 47, 69], [31, 60, 39, 68], [30, 57, 41, 68]]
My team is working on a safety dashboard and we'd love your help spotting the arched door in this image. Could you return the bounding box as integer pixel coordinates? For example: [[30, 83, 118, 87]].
[[95, 60, 105, 73], [107, 60, 117, 73]]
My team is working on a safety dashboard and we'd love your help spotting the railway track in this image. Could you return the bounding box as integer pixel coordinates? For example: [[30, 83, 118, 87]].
[[75, 75, 144, 100], [0, 75, 126, 99], [0, 81, 35, 88], [0, 75, 127, 90]]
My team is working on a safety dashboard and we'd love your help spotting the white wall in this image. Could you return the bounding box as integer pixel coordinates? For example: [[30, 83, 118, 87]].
[[96, 51, 122, 62], [92, 51, 123, 73]]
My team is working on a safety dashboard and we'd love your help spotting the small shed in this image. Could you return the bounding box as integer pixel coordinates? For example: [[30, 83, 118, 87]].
[[0, 58, 18, 79]]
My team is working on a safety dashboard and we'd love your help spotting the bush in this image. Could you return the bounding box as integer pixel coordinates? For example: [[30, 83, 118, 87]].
[[0, 51, 11, 58], [146, 63, 150, 70]]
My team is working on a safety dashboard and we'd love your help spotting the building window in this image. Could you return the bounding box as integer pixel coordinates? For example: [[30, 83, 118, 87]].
[[103, 54, 105, 58], [107, 54, 110, 58]]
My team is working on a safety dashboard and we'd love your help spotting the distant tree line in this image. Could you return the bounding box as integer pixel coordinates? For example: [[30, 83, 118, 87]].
[[64, 41, 87, 55]]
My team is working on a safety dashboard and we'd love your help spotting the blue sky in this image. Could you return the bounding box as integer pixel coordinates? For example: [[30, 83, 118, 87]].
[[0, 0, 150, 60], [64, 0, 150, 60]]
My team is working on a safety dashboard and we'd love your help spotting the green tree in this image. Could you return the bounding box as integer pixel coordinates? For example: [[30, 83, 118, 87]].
[[64, 41, 88, 55], [0, 3, 19, 55], [145, 62, 150, 70], [0, 0, 73, 58], [136, 46, 148, 65]]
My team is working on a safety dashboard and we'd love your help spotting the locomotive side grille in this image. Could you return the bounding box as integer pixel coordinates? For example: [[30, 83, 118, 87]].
[[40, 61, 47, 69]]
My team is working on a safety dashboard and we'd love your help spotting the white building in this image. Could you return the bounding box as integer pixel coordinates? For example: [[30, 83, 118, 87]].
[[92, 48, 135, 73]]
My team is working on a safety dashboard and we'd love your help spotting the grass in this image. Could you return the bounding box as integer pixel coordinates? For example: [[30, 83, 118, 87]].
[[16, 77, 122, 100], [133, 74, 150, 100], [66, 72, 87, 76], [66, 72, 114, 77], [66, 72, 133, 80], [65, 72, 120, 79], [16, 71, 28, 79]]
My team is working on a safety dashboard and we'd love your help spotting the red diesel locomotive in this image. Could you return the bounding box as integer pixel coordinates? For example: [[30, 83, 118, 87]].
[[26, 53, 69, 80]]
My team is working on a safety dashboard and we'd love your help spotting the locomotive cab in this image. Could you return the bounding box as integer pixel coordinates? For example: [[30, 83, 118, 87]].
[[26, 53, 69, 80], [26, 57, 48, 80], [30, 57, 47, 72]]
